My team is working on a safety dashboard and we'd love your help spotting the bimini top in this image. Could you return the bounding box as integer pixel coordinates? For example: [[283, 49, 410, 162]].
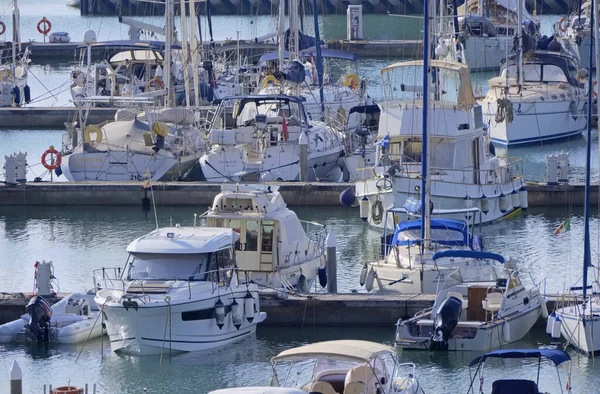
[[127, 227, 240, 254], [272, 340, 395, 363], [392, 219, 470, 247], [432, 250, 505, 264], [469, 349, 571, 367], [259, 48, 359, 63], [380, 60, 476, 107]]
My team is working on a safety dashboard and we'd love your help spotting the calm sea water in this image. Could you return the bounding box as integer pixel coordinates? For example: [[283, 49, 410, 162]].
[[1, 204, 600, 392]]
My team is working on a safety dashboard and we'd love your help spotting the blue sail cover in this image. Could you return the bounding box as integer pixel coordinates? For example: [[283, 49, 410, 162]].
[[432, 250, 505, 263], [259, 48, 359, 63], [77, 40, 182, 50], [391, 219, 470, 247], [469, 349, 571, 367]]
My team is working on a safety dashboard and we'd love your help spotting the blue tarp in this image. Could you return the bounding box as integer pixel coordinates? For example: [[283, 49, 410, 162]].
[[259, 48, 359, 63], [469, 349, 571, 367], [432, 250, 505, 264], [391, 219, 469, 247]]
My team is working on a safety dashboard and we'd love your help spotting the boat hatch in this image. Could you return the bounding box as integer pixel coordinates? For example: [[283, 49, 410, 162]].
[[126, 280, 174, 294]]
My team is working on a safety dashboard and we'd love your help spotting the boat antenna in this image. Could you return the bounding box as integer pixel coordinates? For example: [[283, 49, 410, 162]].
[[421, 0, 431, 254]]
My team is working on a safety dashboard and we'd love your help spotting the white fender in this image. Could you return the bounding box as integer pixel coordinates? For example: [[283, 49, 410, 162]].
[[365, 267, 376, 292], [539, 296, 549, 319], [231, 299, 243, 329], [359, 264, 368, 286], [551, 316, 562, 339], [502, 321, 511, 343], [359, 197, 369, 221], [546, 313, 556, 336]]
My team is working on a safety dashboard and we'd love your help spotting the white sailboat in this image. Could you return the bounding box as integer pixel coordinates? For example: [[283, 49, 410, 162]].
[[554, 1, 595, 69], [94, 225, 266, 355], [481, 2, 587, 146], [548, 0, 600, 355], [0, 0, 30, 107]]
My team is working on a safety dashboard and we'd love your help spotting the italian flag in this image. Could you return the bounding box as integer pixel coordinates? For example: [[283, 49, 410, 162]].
[[554, 219, 570, 235]]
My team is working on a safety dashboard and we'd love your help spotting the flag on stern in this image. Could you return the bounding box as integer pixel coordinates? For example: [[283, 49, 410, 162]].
[[553, 219, 570, 235]]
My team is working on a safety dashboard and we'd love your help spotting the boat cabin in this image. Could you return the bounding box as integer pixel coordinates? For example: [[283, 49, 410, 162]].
[[498, 51, 581, 88]]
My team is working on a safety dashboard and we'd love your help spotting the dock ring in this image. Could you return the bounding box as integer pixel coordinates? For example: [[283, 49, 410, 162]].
[[37, 17, 52, 35], [84, 125, 103, 144], [0, 21, 5, 36], [41, 146, 61, 171]]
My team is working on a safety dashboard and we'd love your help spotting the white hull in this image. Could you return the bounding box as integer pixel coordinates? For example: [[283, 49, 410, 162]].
[[60, 151, 200, 182], [554, 306, 600, 354], [100, 290, 266, 355], [484, 98, 586, 146], [356, 178, 524, 231], [463, 36, 513, 71], [395, 304, 541, 351]]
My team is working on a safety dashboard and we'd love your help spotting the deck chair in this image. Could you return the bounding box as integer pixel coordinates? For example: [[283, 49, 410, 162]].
[[310, 381, 338, 394]]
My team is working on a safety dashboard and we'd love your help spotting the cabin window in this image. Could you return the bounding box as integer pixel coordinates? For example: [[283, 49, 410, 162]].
[[246, 220, 259, 251], [403, 140, 422, 163], [262, 221, 275, 252], [542, 65, 568, 83], [430, 140, 454, 169]]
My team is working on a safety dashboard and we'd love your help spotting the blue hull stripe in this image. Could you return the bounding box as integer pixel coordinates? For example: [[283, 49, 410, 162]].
[[491, 128, 585, 147]]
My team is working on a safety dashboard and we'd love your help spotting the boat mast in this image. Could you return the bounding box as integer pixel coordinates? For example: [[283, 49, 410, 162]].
[[189, 0, 201, 106], [277, 0, 286, 72], [180, 0, 191, 107], [421, 0, 431, 252], [164, 0, 173, 107], [517, 0, 523, 88], [581, 0, 595, 315], [11, 0, 20, 79], [312, 0, 324, 112]]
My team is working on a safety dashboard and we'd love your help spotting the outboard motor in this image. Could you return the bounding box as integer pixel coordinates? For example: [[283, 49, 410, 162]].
[[430, 296, 462, 351], [24, 296, 53, 342]]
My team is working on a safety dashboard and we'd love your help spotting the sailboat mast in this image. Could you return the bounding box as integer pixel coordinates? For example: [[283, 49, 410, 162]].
[[582, 0, 595, 305], [421, 0, 431, 251], [312, 0, 324, 111], [289, 0, 299, 61], [164, 0, 173, 107], [277, 0, 285, 71], [517, 0, 523, 87], [11, 0, 20, 76]]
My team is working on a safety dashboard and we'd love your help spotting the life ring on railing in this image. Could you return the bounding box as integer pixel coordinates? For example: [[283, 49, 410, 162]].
[[152, 121, 169, 137], [41, 146, 61, 170], [344, 73, 360, 89], [146, 77, 164, 91], [593, 80, 597, 98], [0, 21, 6, 36], [262, 75, 279, 88], [37, 17, 52, 35], [83, 125, 103, 144]]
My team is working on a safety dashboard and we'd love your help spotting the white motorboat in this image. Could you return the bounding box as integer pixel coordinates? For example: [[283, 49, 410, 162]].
[[0, 292, 104, 344], [547, 10, 600, 354], [0, 0, 31, 107], [60, 107, 205, 182], [352, 60, 526, 231], [201, 184, 328, 291], [467, 349, 573, 393], [93, 226, 266, 355], [481, 9, 587, 147], [394, 256, 545, 351], [200, 95, 344, 182], [456, 0, 538, 71], [210, 340, 420, 394]]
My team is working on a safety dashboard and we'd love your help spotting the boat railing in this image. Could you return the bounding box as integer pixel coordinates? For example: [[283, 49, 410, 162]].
[[301, 220, 328, 255], [355, 156, 524, 185]]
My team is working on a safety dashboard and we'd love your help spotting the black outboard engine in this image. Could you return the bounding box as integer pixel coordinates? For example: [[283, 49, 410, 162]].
[[24, 296, 53, 342], [430, 296, 462, 351]]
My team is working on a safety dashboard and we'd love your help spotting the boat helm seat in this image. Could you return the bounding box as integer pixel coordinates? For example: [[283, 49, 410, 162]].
[[345, 365, 378, 394], [482, 292, 503, 313], [491, 379, 539, 394], [343, 382, 367, 394], [310, 381, 338, 394]]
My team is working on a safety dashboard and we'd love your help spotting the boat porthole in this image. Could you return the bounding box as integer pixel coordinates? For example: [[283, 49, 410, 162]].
[[523, 297, 529, 305]]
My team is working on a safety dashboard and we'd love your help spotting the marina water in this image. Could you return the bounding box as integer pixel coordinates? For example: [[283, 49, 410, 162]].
[[1, 1, 600, 392]]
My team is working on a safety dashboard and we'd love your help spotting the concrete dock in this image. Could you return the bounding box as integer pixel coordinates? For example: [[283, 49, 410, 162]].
[[0, 181, 594, 208], [0, 291, 574, 327]]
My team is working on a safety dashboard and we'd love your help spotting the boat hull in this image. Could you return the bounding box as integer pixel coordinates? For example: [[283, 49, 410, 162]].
[[554, 306, 600, 354], [463, 35, 513, 71]]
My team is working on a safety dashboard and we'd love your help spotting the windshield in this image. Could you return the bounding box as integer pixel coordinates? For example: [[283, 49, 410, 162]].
[[128, 253, 208, 280], [502, 63, 568, 83]]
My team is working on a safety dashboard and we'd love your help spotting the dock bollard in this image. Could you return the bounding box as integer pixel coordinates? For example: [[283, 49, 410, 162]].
[[326, 231, 337, 293], [299, 131, 308, 182], [9, 360, 22, 394]]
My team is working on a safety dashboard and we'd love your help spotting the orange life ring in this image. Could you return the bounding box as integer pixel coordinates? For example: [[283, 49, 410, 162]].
[[0, 21, 5, 36], [41, 146, 61, 170], [146, 77, 164, 90], [37, 17, 51, 35]]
